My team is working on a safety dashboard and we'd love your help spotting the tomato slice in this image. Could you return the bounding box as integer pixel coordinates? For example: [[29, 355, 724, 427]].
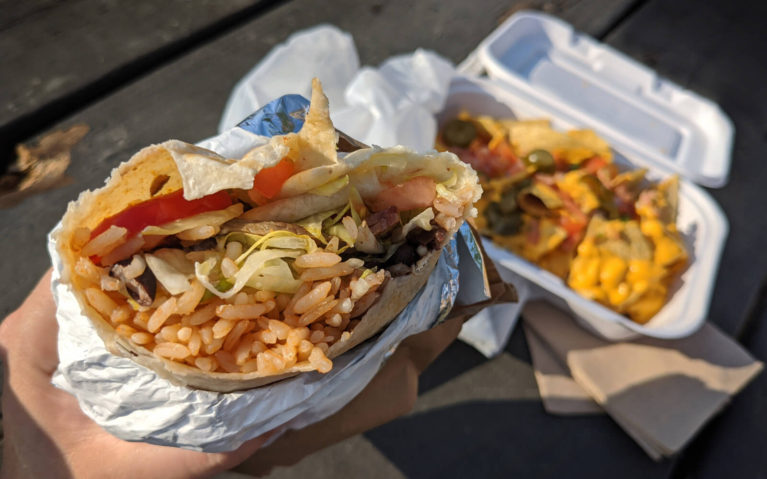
[[559, 214, 587, 251], [583, 156, 609, 174], [91, 190, 232, 239], [249, 157, 295, 201], [491, 140, 524, 175], [370, 176, 437, 212]]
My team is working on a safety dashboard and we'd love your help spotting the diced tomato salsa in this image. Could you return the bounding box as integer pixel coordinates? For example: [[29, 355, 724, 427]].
[[249, 157, 295, 200]]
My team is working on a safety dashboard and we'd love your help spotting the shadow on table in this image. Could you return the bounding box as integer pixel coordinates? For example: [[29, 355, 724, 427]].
[[363, 398, 670, 478], [361, 332, 673, 479]]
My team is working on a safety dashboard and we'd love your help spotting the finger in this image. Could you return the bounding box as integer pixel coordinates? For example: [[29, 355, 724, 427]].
[[149, 429, 278, 479], [203, 428, 279, 472], [63, 425, 278, 479]]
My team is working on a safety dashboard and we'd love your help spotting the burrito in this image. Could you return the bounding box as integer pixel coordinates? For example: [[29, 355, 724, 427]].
[[56, 79, 481, 392]]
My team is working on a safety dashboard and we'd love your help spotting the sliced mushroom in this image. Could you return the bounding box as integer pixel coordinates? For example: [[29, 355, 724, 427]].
[[220, 219, 310, 236], [111, 257, 157, 307]]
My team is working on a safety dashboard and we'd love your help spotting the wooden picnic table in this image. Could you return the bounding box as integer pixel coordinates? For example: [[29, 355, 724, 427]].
[[1, 0, 765, 477]]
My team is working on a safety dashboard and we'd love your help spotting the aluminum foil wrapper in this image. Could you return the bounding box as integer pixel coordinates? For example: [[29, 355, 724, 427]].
[[50, 94, 487, 453]]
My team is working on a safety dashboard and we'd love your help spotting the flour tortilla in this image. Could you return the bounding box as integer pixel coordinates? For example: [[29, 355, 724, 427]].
[[57, 142, 460, 392], [57, 79, 479, 392]]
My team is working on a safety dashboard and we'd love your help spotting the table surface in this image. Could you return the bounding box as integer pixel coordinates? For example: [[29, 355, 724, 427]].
[[2, 0, 766, 477]]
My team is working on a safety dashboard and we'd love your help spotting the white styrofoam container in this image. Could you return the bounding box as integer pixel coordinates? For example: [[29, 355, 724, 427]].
[[447, 11, 731, 340]]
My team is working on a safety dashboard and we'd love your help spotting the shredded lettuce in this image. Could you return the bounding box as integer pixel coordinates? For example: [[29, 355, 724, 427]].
[[400, 208, 435, 240], [216, 279, 233, 292], [257, 233, 316, 252], [145, 253, 192, 295], [326, 223, 354, 249], [330, 203, 351, 224], [296, 209, 339, 243], [141, 204, 243, 236], [196, 249, 301, 299], [235, 231, 317, 264], [152, 248, 195, 275], [348, 185, 366, 222], [224, 232, 258, 250], [245, 258, 302, 293], [436, 183, 460, 204], [194, 230, 319, 298], [295, 203, 358, 247]]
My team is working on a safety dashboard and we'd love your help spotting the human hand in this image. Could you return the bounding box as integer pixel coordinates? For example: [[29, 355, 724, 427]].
[[0, 270, 273, 479]]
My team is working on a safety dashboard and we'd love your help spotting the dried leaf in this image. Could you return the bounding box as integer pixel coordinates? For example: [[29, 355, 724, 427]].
[[0, 124, 88, 207]]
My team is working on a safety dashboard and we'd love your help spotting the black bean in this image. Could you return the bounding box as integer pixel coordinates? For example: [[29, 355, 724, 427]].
[[387, 243, 418, 267]]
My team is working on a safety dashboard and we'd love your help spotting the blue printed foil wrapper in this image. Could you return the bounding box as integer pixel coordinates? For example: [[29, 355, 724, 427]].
[[237, 94, 309, 136]]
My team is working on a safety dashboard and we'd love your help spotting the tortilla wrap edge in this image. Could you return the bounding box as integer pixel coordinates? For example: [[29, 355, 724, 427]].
[[57, 142, 454, 392]]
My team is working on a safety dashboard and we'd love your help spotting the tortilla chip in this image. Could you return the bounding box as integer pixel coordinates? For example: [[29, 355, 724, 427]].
[[507, 122, 613, 164], [566, 129, 613, 161], [283, 78, 339, 172]]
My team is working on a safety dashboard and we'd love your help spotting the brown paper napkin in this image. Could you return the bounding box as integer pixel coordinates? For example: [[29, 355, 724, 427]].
[[522, 300, 763, 459], [523, 324, 603, 415], [523, 321, 665, 459]]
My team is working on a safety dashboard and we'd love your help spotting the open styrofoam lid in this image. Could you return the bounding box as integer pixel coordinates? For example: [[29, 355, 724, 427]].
[[474, 11, 734, 188]]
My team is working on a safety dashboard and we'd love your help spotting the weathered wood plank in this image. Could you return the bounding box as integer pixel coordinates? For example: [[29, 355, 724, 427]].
[[0, 0, 61, 32], [0, 0, 266, 153], [2, 1, 685, 478], [0, 0, 638, 316]]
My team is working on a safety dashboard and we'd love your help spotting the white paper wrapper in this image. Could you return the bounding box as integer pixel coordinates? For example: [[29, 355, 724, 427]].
[[457, 259, 530, 357], [218, 24, 455, 152]]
